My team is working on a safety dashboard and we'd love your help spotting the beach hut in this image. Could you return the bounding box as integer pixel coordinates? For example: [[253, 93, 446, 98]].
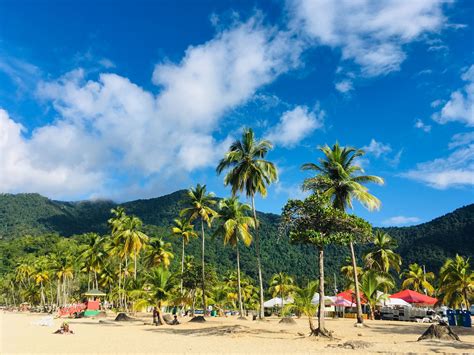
[[83, 289, 106, 317], [389, 290, 437, 306]]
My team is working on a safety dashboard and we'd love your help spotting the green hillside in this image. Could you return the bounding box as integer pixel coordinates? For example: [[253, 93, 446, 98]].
[[0, 191, 472, 284]]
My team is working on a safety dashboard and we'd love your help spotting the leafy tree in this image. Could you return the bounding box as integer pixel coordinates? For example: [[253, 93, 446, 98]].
[[268, 272, 295, 313], [217, 127, 278, 319], [79, 233, 106, 290], [171, 218, 198, 294], [180, 184, 218, 313], [439, 255, 473, 309], [302, 143, 384, 324], [282, 193, 371, 336], [359, 270, 394, 320], [214, 197, 254, 318], [364, 230, 401, 274], [145, 237, 174, 269], [401, 263, 435, 295]]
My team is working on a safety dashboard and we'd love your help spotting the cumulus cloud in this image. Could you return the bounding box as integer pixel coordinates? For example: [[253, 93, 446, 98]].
[[432, 65, 474, 126], [335, 79, 353, 93], [414, 119, 432, 132], [0, 18, 303, 199], [289, 0, 446, 76], [363, 139, 392, 158], [382, 216, 421, 226], [266, 105, 324, 147], [402, 138, 474, 189]]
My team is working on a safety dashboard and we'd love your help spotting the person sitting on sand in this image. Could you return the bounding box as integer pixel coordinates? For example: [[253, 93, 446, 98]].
[[54, 321, 74, 334]]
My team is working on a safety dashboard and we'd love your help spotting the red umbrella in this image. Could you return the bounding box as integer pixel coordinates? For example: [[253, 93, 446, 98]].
[[389, 289, 437, 305], [337, 290, 367, 305]]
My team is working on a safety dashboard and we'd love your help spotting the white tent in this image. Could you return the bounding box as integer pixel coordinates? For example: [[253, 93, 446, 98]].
[[311, 293, 335, 305], [263, 297, 293, 308], [376, 291, 411, 307]]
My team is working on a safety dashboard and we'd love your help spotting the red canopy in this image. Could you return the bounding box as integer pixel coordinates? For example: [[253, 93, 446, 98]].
[[337, 290, 367, 305], [389, 289, 437, 305]]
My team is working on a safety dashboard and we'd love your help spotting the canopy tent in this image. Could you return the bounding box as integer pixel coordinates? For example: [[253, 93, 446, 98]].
[[263, 297, 293, 308], [83, 288, 106, 297], [311, 294, 335, 305], [376, 291, 411, 307], [389, 290, 437, 305], [332, 296, 355, 307], [337, 290, 367, 305]]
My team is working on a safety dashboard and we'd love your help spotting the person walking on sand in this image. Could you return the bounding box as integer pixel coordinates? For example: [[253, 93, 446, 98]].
[[153, 307, 158, 326]]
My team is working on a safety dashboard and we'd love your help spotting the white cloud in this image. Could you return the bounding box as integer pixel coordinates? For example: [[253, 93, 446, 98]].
[[266, 105, 324, 147], [382, 216, 421, 226], [289, 0, 446, 76], [335, 79, 353, 93], [414, 119, 432, 132], [363, 139, 392, 158], [449, 132, 474, 149], [0, 18, 303, 199], [432, 65, 474, 126], [402, 141, 474, 189]]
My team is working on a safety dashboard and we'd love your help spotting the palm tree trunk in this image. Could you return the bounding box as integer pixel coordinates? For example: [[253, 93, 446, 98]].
[[251, 195, 265, 319], [236, 244, 244, 318], [57, 281, 61, 306], [349, 241, 364, 324], [94, 271, 98, 290], [317, 246, 326, 332], [181, 238, 185, 295], [40, 281, 45, 309], [134, 250, 137, 280], [201, 219, 207, 314]]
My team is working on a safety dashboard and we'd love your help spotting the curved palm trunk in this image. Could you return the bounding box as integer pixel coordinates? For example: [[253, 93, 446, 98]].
[[157, 301, 166, 325], [200, 220, 207, 314], [317, 247, 326, 332], [350, 241, 364, 324], [251, 196, 265, 319], [181, 238, 185, 295], [236, 244, 244, 317]]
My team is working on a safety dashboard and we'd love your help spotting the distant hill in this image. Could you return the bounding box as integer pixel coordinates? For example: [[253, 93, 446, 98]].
[[0, 191, 472, 283]]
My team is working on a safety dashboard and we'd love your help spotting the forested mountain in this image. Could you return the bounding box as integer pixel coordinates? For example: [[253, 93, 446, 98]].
[[0, 191, 472, 286]]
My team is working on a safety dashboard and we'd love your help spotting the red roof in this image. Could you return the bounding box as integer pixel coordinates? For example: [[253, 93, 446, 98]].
[[389, 289, 437, 305], [337, 290, 367, 305]]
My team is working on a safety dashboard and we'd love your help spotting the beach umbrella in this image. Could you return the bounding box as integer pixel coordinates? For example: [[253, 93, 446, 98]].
[[389, 289, 437, 305]]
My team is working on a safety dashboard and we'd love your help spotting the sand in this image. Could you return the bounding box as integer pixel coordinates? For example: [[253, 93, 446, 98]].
[[1, 312, 473, 354]]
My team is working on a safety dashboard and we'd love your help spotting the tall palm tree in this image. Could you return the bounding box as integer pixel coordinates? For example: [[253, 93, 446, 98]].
[[171, 218, 198, 294], [401, 263, 435, 295], [115, 216, 149, 280], [364, 230, 401, 274], [439, 255, 473, 309], [33, 257, 49, 308], [301, 142, 384, 324], [145, 237, 174, 269], [180, 184, 218, 313], [359, 270, 394, 320], [214, 197, 254, 318], [268, 272, 295, 313], [216, 127, 278, 319], [340, 257, 363, 289], [79, 233, 106, 290], [284, 282, 319, 335]]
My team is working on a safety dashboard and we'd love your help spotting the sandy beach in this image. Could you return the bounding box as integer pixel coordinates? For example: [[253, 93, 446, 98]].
[[1, 312, 473, 354]]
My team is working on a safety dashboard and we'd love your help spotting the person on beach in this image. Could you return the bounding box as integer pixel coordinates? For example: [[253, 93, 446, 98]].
[[153, 307, 159, 326]]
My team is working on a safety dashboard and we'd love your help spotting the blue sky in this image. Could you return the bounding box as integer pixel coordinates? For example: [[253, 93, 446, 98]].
[[0, 0, 473, 226]]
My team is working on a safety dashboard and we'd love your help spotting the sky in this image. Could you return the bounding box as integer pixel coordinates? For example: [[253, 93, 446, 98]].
[[0, 0, 473, 227]]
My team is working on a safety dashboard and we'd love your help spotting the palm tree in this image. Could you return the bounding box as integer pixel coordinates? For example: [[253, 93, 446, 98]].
[[115, 216, 149, 280], [439, 255, 473, 309], [79, 233, 106, 290], [364, 230, 402, 274], [359, 270, 394, 320], [340, 257, 363, 289], [214, 197, 254, 318], [180, 184, 218, 314], [171, 218, 198, 294], [301, 142, 384, 324], [216, 127, 278, 319], [401, 263, 435, 295], [145, 237, 174, 269], [268, 272, 295, 314], [132, 267, 176, 325], [33, 257, 49, 308], [284, 282, 319, 335]]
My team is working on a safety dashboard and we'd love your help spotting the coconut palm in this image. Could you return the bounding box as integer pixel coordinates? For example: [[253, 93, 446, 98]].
[[214, 197, 254, 318], [268, 272, 295, 314], [359, 270, 394, 320], [216, 127, 278, 319], [180, 184, 218, 313], [301, 142, 384, 324], [439, 255, 473, 309], [284, 282, 319, 335], [115, 216, 149, 280], [145, 237, 174, 269], [79, 233, 106, 290], [401, 263, 435, 295], [340, 257, 363, 289], [33, 257, 50, 308], [171, 218, 198, 294], [364, 231, 402, 273]]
